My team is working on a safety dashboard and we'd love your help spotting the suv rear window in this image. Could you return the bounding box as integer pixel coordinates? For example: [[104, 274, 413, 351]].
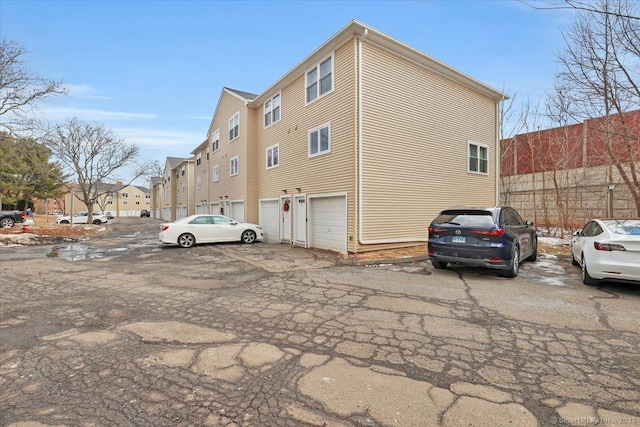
[[433, 211, 495, 227]]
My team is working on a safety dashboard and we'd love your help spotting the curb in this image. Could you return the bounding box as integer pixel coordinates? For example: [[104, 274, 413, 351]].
[[339, 254, 430, 267]]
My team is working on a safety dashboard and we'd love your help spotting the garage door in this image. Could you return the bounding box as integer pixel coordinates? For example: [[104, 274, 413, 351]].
[[259, 200, 279, 243], [309, 196, 347, 252], [229, 201, 245, 223]]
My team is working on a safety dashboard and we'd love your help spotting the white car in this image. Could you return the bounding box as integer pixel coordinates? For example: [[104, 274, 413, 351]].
[[56, 211, 110, 225], [571, 218, 640, 286], [159, 214, 264, 248]]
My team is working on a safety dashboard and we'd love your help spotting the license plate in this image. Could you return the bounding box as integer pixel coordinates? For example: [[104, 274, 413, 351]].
[[452, 236, 466, 244]]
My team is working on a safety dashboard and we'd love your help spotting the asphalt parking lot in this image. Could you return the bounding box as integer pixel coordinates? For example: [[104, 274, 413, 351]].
[[1, 217, 639, 427]]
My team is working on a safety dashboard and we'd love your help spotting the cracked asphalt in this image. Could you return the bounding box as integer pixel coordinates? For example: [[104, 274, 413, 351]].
[[1, 217, 639, 427]]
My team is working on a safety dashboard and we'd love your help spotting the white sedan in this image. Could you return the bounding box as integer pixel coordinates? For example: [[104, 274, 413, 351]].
[[56, 211, 110, 225], [159, 214, 264, 248], [571, 218, 640, 286]]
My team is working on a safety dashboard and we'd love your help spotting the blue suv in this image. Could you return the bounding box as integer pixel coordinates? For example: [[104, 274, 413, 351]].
[[428, 206, 537, 278]]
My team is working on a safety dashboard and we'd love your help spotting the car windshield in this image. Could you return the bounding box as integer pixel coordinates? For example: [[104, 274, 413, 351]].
[[602, 219, 640, 236], [434, 211, 495, 227]]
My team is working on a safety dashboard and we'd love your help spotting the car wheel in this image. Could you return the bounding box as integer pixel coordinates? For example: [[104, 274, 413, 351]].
[[501, 245, 520, 278], [581, 255, 599, 286], [92, 219, 102, 225], [59, 220, 70, 224], [431, 260, 447, 269], [0, 218, 15, 228], [241, 230, 256, 244], [526, 237, 537, 262], [571, 252, 579, 266], [178, 233, 195, 248]]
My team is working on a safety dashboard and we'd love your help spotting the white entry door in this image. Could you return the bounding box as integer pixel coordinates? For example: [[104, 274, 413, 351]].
[[259, 199, 279, 243], [309, 195, 347, 252], [294, 195, 307, 246], [229, 201, 245, 223], [281, 196, 292, 242]]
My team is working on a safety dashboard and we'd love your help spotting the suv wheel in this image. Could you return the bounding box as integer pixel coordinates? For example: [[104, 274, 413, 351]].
[[501, 245, 520, 278]]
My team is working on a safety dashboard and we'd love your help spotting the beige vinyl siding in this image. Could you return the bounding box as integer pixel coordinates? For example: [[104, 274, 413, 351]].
[[255, 41, 357, 251], [193, 144, 209, 209], [360, 41, 498, 242], [208, 93, 250, 211], [174, 161, 195, 216]]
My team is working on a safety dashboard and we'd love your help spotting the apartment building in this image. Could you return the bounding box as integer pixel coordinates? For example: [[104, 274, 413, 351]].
[[157, 20, 506, 253]]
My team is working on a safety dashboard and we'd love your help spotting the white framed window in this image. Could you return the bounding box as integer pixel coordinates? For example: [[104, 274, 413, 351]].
[[264, 93, 281, 128], [211, 129, 220, 152], [306, 54, 333, 104], [135, 193, 141, 198], [181, 166, 185, 176], [468, 141, 489, 175], [135, 201, 140, 205], [123, 200, 128, 205], [229, 113, 239, 142], [308, 122, 331, 157], [182, 185, 186, 194], [196, 152, 202, 166], [230, 156, 239, 176], [196, 175, 202, 189], [266, 143, 279, 169], [212, 165, 220, 182]]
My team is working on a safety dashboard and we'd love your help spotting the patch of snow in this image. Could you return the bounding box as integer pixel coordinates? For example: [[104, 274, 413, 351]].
[[539, 236, 571, 247]]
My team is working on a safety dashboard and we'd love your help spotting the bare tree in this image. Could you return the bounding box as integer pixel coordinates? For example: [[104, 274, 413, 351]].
[[43, 118, 140, 223], [555, 0, 640, 215], [0, 38, 66, 134]]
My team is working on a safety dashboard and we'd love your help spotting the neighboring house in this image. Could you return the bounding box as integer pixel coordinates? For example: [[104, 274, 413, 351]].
[[150, 176, 163, 219], [501, 109, 640, 226], [171, 20, 506, 253], [174, 158, 195, 220], [62, 182, 150, 217], [160, 157, 192, 221]]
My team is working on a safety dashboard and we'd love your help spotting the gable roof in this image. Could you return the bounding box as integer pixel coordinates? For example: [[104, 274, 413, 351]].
[[249, 20, 507, 106], [226, 87, 259, 101], [166, 156, 190, 169]]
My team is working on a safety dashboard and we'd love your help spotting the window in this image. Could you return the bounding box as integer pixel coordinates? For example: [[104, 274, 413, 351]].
[[182, 185, 186, 194], [135, 193, 141, 198], [229, 113, 239, 142], [196, 153, 202, 166], [123, 200, 128, 205], [121, 192, 129, 198], [212, 165, 220, 182], [266, 144, 279, 169], [135, 201, 140, 205], [230, 156, 239, 176], [306, 54, 333, 104], [308, 123, 331, 157], [211, 129, 220, 152], [264, 93, 281, 128], [181, 166, 185, 176], [196, 175, 202, 189], [468, 142, 488, 174]]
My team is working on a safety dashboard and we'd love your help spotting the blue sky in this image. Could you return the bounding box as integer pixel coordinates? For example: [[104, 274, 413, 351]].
[[1, 0, 573, 184]]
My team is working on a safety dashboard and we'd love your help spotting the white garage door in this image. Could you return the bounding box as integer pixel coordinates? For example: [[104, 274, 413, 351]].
[[176, 206, 187, 220], [309, 196, 347, 252], [229, 201, 245, 223], [259, 200, 279, 243]]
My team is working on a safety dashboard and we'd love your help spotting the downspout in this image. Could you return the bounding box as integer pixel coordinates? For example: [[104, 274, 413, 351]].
[[357, 28, 368, 247], [496, 101, 501, 206]]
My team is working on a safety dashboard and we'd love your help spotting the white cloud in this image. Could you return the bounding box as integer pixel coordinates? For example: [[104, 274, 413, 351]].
[[65, 84, 111, 100], [41, 106, 156, 121], [113, 126, 204, 148]]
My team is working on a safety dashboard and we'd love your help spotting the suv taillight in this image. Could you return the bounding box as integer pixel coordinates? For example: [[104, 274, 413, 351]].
[[470, 228, 505, 236], [428, 227, 448, 234]]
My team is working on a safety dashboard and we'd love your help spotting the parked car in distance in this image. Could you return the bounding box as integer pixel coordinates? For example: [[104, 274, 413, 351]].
[[159, 214, 264, 248], [428, 206, 537, 278], [571, 218, 640, 286], [56, 211, 110, 225], [140, 210, 150, 217], [0, 210, 26, 228], [95, 211, 115, 220]]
